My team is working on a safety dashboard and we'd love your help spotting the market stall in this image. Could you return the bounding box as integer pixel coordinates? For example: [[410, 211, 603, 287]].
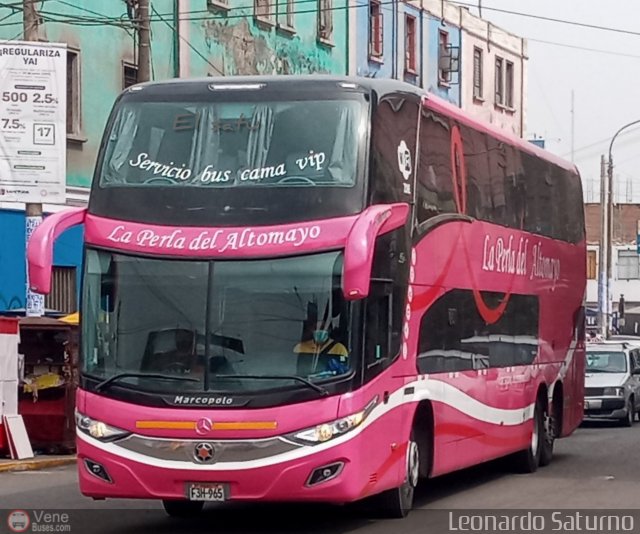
[[17, 316, 78, 453]]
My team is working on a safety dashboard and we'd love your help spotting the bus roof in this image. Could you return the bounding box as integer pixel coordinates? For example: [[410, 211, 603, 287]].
[[424, 93, 579, 175], [125, 74, 577, 175]]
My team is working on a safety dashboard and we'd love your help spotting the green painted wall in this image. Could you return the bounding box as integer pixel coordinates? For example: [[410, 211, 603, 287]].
[[0, 0, 348, 189]]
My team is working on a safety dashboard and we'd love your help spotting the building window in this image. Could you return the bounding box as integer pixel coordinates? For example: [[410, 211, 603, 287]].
[[473, 47, 483, 99], [318, 0, 333, 42], [505, 60, 514, 108], [618, 250, 640, 280], [438, 30, 450, 83], [404, 15, 417, 74], [254, 0, 273, 23], [123, 62, 138, 89], [45, 267, 77, 314], [66, 49, 81, 136], [368, 0, 383, 60], [494, 56, 504, 106], [278, 0, 295, 30], [207, 0, 229, 11], [587, 250, 597, 280]]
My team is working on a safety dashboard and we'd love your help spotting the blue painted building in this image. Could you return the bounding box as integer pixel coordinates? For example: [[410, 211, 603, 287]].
[[352, 0, 461, 106], [0, 210, 83, 313]]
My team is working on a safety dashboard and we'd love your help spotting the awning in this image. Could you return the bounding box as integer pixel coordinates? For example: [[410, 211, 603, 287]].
[[60, 312, 79, 325]]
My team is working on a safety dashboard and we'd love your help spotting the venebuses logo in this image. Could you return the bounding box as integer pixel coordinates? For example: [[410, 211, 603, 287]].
[[7, 510, 30, 533]]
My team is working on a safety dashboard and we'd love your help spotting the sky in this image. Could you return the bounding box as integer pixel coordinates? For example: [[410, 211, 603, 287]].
[[464, 0, 640, 203]]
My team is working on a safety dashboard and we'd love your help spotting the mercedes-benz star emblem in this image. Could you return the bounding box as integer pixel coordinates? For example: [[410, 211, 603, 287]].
[[194, 442, 215, 463], [195, 417, 213, 435]]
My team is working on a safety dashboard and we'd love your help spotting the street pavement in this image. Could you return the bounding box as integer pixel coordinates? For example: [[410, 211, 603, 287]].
[[1, 420, 639, 533]]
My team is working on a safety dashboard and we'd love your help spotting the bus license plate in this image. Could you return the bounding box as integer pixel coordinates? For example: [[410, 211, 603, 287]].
[[187, 483, 228, 501]]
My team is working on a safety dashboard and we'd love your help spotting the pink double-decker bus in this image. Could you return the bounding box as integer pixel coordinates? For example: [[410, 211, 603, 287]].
[[28, 76, 586, 518]]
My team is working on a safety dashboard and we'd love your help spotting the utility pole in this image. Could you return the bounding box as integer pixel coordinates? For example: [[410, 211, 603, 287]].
[[137, 0, 151, 82], [23, 0, 44, 317], [606, 153, 614, 337], [598, 154, 608, 339]]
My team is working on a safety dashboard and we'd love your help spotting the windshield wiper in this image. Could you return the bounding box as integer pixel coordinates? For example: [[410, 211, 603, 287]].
[[213, 374, 329, 396], [95, 372, 199, 392]]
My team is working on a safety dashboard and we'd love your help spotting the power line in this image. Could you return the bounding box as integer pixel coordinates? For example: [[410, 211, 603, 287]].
[[3, 0, 640, 63], [528, 38, 640, 59], [451, 1, 640, 37], [561, 127, 640, 158], [52, 0, 115, 20], [150, 4, 224, 77]]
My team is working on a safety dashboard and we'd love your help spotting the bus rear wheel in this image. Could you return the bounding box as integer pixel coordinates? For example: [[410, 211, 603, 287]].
[[511, 402, 543, 473], [162, 500, 204, 518], [376, 438, 420, 518]]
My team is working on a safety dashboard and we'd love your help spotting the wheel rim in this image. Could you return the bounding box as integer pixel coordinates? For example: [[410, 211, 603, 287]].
[[629, 402, 634, 424], [531, 411, 539, 456], [544, 413, 554, 446], [407, 441, 420, 488]]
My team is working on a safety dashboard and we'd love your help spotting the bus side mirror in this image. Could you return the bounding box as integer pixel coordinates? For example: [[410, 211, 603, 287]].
[[27, 207, 87, 294], [343, 203, 409, 300]]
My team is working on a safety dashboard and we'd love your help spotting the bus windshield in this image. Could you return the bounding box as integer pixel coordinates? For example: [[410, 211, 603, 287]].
[[82, 249, 354, 394], [99, 99, 362, 189]]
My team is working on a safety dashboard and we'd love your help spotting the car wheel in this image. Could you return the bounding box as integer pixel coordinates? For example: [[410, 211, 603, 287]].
[[621, 399, 634, 427], [162, 500, 204, 518]]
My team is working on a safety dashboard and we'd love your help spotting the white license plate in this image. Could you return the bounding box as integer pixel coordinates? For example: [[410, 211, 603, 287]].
[[585, 399, 602, 409], [187, 483, 228, 501]]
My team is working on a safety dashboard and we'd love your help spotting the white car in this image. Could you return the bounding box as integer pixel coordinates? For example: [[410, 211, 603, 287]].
[[585, 341, 640, 426]]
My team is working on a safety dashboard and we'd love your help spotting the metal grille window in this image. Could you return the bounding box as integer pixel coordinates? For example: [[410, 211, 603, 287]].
[[618, 250, 640, 280], [473, 47, 483, 99], [318, 0, 333, 42], [45, 267, 77, 314]]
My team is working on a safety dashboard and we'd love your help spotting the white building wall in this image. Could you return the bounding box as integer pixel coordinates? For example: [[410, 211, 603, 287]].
[[459, 10, 527, 137], [586, 244, 640, 305]]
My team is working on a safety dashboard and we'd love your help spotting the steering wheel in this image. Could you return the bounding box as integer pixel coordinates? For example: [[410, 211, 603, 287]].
[[276, 176, 315, 185], [143, 176, 178, 185], [165, 362, 190, 374]]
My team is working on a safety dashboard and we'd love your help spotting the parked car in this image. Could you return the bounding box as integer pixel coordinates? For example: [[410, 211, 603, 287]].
[[585, 341, 640, 426]]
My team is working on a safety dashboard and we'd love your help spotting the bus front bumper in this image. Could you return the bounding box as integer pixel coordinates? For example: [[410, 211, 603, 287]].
[[76, 426, 407, 504]]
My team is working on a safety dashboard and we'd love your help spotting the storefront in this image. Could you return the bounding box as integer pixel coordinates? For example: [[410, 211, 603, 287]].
[[17, 315, 78, 453]]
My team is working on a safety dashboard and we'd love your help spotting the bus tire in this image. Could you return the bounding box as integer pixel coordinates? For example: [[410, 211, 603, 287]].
[[512, 401, 543, 474], [162, 500, 204, 518], [375, 434, 420, 518]]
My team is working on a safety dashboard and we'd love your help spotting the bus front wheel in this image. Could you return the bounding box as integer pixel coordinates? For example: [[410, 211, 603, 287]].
[[375, 436, 420, 518], [162, 500, 204, 518]]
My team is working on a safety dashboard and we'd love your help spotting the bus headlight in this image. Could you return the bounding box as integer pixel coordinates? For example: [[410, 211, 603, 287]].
[[603, 387, 624, 397], [288, 396, 379, 445], [75, 411, 130, 442]]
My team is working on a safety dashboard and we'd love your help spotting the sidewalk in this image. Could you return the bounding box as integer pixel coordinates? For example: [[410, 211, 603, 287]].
[[0, 455, 76, 473]]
